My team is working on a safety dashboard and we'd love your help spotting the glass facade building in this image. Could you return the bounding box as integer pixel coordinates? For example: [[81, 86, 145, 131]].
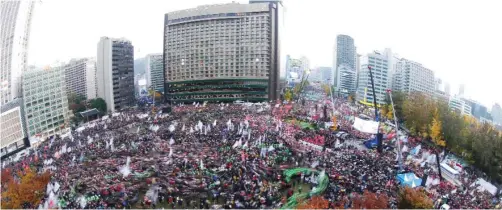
[[333, 35, 356, 89], [22, 66, 70, 139], [145, 54, 165, 93]]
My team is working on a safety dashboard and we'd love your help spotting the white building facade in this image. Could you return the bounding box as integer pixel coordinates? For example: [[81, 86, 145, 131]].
[[449, 96, 472, 116], [392, 59, 435, 96], [356, 49, 394, 105], [64, 58, 97, 99], [97, 37, 135, 113], [22, 66, 70, 139], [0, 0, 36, 105], [1, 98, 27, 155]]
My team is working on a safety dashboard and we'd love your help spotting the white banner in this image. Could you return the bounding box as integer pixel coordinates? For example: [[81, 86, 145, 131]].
[[353, 117, 379, 134]]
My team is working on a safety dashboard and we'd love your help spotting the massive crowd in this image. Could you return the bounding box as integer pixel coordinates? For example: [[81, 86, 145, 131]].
[[1, 91, 501, 209]]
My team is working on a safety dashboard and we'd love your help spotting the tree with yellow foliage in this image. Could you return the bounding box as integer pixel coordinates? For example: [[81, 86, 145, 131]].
[[284, 89, 293, 101], [381, 105, 395, 120], [321, 84, 331, 96], [1, 167, 51, 209], [430, 108, 446, 147]]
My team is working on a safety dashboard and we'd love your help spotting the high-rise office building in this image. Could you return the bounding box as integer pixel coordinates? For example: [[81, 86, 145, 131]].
[[449, 96, 472, 117], [64, 58, 97, 100], [1, 98, 27, 155], [336, 63, 357, 95], [0, 0, 36, 105], [97, 37, 135, 113], [22, 66, 70, 139], [468, 100, 489, 120], [145, 54, 164, 93], [164, 2, 281, 102], [333, 34, 356, 88], [392, 59, 435, 96], [356, 49, 394, 104]]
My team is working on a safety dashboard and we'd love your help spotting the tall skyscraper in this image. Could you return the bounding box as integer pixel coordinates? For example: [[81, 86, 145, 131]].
[[22, 66, 70, 139], [145, 54, 165, 94], [392, 59, 435, 96], [97, 37, 135, 113], [356, 49, 394, 104], [64, 58, 97, 100], [333, 34, 356, 88], [0, 0, 36, 105], [164, 2, 280, 102]]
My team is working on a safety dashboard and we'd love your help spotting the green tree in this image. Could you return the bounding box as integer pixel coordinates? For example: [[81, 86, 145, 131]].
[[89, 98, 107, 113], [436, 101, 465, 153], [385, 91, 406, 121], [67, 92, 87, 115], [402, 92, 435, 136]]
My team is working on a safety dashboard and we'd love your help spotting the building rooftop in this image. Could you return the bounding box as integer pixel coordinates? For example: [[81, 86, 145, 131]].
[[79, 108, 100, 118]]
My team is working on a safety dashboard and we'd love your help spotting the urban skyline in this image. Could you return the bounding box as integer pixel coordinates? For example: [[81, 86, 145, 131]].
[[27, 0, 502, 108]]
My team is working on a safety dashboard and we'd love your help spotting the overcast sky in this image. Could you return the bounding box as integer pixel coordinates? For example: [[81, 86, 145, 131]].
[[29, 0, 502, 108]]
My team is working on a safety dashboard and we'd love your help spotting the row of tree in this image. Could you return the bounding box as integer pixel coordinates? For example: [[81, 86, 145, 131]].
[[381, 91, 502, 183]]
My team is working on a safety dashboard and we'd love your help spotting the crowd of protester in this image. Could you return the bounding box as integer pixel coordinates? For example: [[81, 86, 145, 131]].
[[1, 91, 501, 209]]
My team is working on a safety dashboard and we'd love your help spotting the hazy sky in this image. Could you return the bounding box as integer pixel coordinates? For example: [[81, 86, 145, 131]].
[[29, 0, 502, 108]]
